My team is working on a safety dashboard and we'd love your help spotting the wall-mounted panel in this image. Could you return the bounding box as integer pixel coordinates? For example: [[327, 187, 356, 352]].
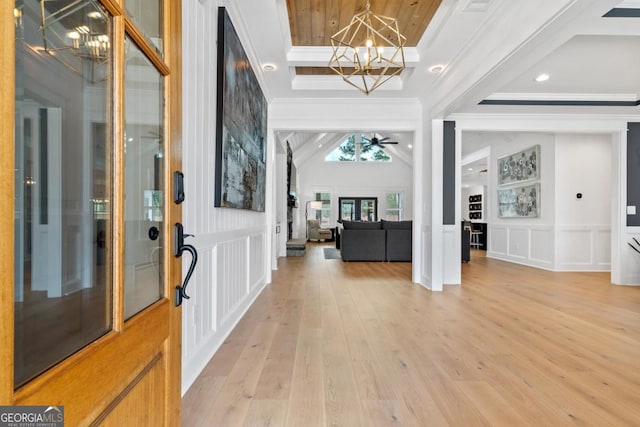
[[218, 238, 249, 326], [508, 228, 529, 259], [250, 233, 266, 290], [443, 226, 458, 284], [595, 229, 612, 268], [557, 228, 592, 265], [489, 225, 508, 255], [555, 226, 611, 271], [530, 227, 554, 265]]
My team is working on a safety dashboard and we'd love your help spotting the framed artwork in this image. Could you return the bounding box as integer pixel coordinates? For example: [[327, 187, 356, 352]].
[[214, 7, 267, 211], [497, 183, 540, 218], [498, 145, 540, 186]]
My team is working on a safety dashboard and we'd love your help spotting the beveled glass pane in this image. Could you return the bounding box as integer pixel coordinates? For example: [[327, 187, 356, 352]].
[[126, 0, 163, 54], [124, 38, 164, 319], [14, 0, 113, 387]]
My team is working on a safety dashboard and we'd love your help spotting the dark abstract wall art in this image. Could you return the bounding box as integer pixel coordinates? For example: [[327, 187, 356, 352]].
[[498, 145, 540, 186], [215, 7, 267, 211], [497, 183, 540, 218]]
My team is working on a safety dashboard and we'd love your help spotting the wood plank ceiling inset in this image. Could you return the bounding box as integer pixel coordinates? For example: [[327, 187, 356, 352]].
[[286, 0, 443, 47]]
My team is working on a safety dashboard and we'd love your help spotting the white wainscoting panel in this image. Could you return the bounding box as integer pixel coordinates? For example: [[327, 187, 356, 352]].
[[420, 226, 433, 289], [508, 227, 529, 259], [443, 225, 459, 285], [218, 239, 249, 326], [557, 228, 592, 266], [489, 224, 610, 272], [595, 229, 611, 268], [529, 226, 554, 267], [489, 225, 507, 255], [181, 229, 269, 394], [250, 233, 267, 291], [181, 0, 271, 395], [555, 225, 610, 271]]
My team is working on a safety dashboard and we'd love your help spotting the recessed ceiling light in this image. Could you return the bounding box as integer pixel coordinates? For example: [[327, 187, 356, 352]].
[[535, 73, 550, 82], [428, 65, 445, 74], [408, 144, 413, 149], [262, 63, 277, 72], [468, 167, 474, 171]]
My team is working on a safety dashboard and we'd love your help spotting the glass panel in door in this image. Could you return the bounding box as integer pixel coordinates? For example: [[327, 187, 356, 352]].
[[340, 199, 355, 221], [123, 37, 164, 319], [125, 0, 163, 54], [13, 0, 113, 387], [361, 199, 376, 221]]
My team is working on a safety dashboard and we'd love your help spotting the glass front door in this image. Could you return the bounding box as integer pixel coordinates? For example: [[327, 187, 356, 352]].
[[339, 197, 378, 222], [14, 0, 113, 387], [3, 0, 183, 423]]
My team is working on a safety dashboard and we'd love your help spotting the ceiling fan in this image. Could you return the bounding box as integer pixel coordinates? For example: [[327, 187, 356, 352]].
[[362, 133, 399, 147]]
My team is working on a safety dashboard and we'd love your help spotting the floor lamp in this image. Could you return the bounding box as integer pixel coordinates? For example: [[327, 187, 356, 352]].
[[305, 200, 323, 240]]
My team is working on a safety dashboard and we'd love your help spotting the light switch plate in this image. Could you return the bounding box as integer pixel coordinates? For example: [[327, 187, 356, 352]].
[[627, 206, 636, 215]]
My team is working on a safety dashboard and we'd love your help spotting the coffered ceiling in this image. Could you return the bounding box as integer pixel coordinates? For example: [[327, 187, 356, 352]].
[[228, 0, 640, 168], [285, 0, 442, 76]]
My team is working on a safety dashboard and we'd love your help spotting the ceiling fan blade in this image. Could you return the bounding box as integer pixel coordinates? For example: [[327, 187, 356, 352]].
[[379, 141, 398, 144]]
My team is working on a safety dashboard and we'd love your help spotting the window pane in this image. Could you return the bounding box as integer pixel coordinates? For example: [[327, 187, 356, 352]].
[[124, 38, 164, 319], [359, 135, 391, 162], [315, 192, 331, 227], [360, 199, 376, 221], [340, 199, 355, 221], [125, 0, 163, 54], [14, 0, 113, 387], [385, 193, 403, 220], [326, 135, 356, 161]]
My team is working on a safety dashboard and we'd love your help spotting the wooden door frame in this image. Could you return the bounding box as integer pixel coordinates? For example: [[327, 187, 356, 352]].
[[1, 0, 16, 403], [0, 0, 182, 423]]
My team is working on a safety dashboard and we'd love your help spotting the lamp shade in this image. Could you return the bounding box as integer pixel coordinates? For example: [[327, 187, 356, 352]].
[[309, 201, 323, 210]]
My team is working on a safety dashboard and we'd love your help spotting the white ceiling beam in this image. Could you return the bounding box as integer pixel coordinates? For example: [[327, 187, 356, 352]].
[[286, 46, 421, 68]]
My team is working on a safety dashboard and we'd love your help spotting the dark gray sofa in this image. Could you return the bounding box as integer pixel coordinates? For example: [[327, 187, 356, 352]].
[[340, 220, 412, 262], [383, 219, 412, 262], [341, 221, 386, 261]]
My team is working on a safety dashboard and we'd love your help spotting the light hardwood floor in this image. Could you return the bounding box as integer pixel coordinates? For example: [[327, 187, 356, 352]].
[[182, 245, 640, 426]]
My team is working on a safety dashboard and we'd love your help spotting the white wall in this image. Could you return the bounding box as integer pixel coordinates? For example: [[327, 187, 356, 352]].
[[554, 134, 612, 271], [294, 153, 413, 238], [460, 130, 612, 272], [181, 0, 271, 395]]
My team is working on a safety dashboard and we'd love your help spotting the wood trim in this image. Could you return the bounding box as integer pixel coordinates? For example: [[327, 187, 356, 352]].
[[164, 0, 183, 423], [15, 300, 170, 425], [91, 353, 163, 425], [124, 18, 171, 76], [112, 14, 126, 332], [0, 0, 16, 403]]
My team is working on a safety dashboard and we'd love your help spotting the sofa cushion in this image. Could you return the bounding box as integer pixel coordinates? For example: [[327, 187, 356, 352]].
[[381, 219, 412, 230], [342, 220, 382, 230], [341, 229, 386, 261]]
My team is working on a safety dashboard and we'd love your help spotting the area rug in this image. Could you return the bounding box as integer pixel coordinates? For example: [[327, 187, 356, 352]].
[[323, 247, 342, 260]]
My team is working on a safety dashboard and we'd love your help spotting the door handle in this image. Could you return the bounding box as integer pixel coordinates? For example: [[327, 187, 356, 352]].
[[174, 223, 198, 307]]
